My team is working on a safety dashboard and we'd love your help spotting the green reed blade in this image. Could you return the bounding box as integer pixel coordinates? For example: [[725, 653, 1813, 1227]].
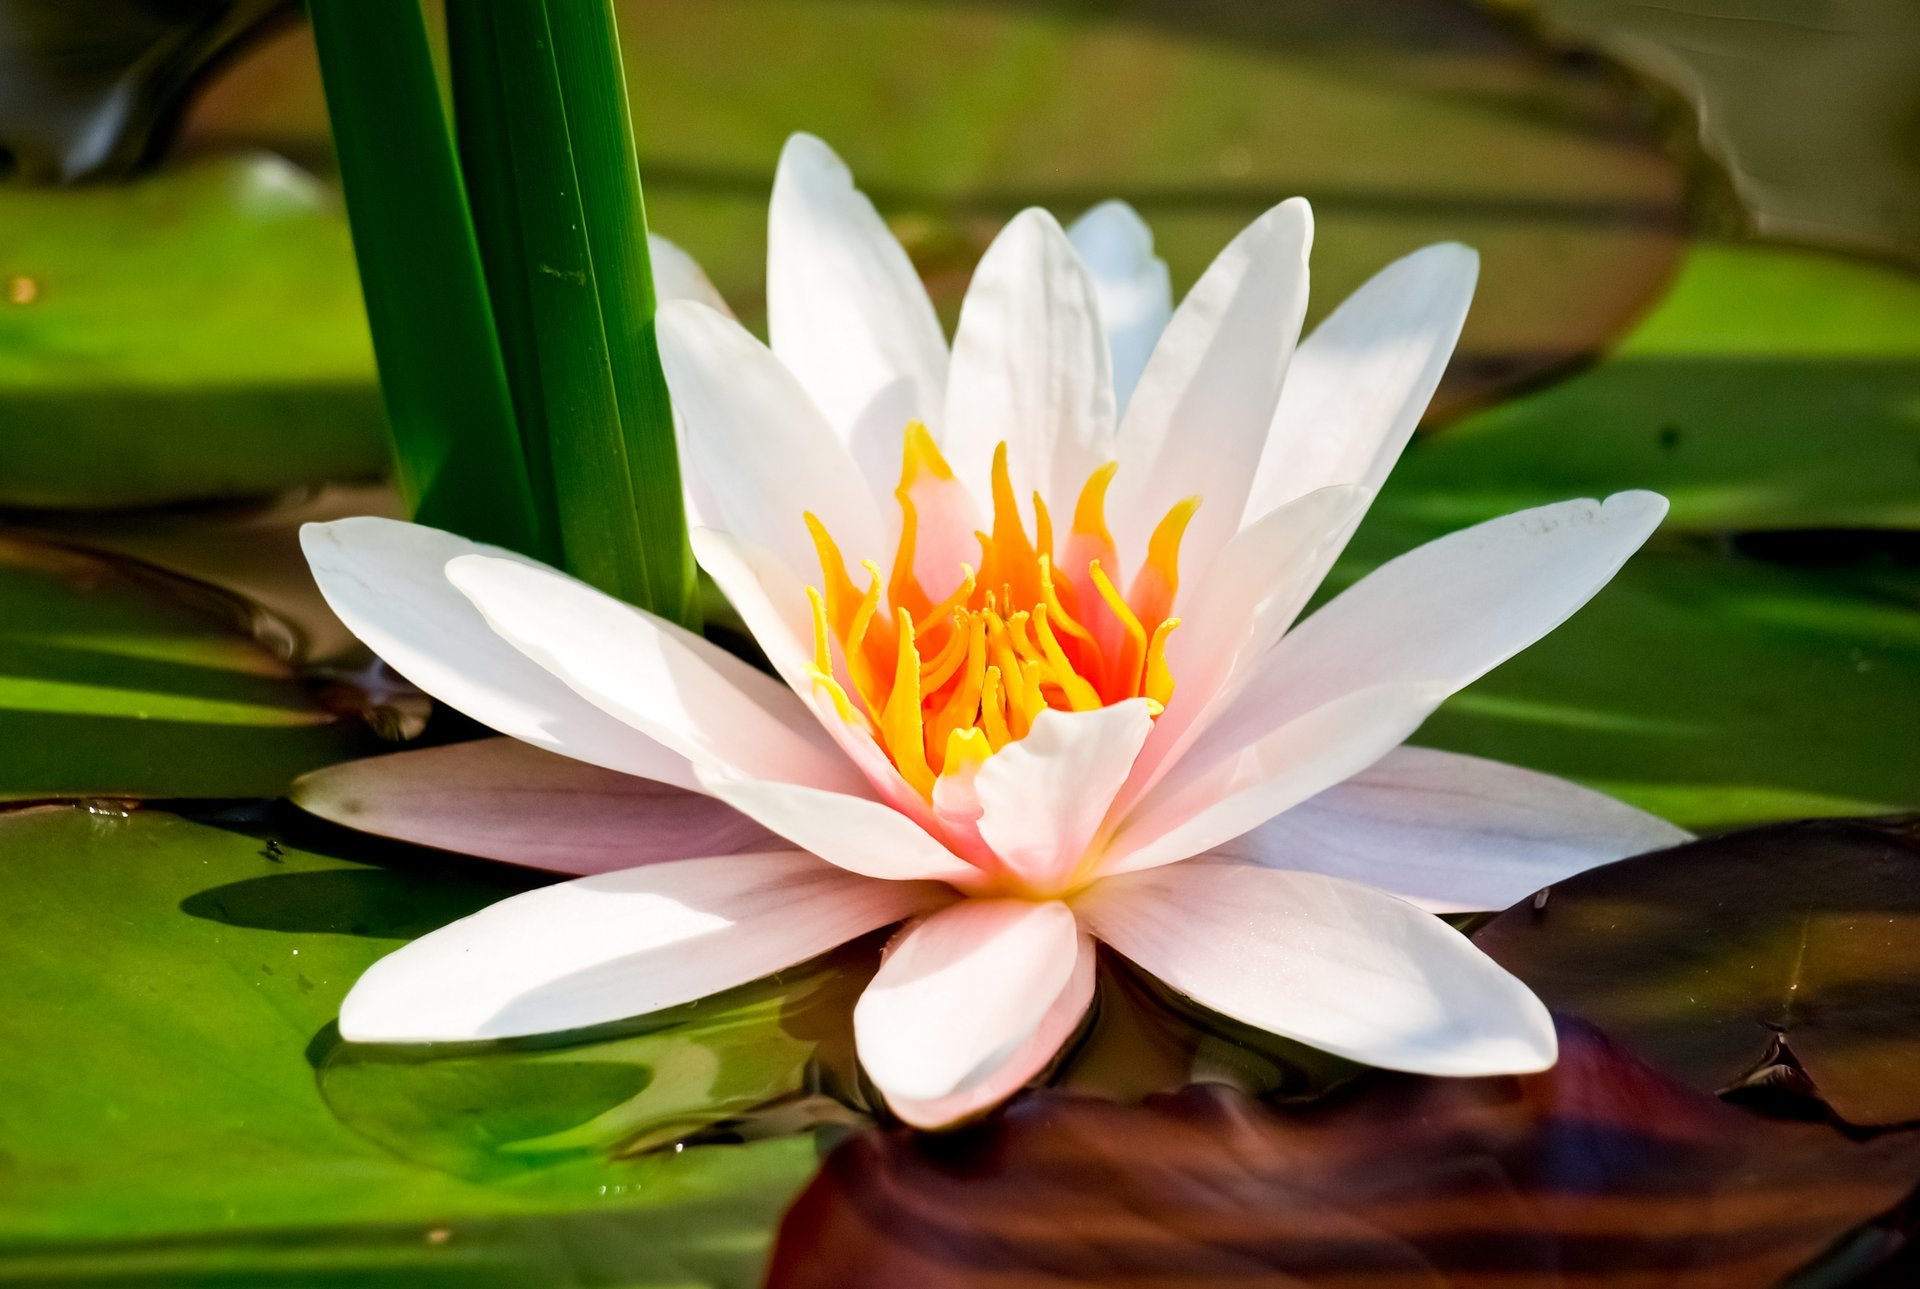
[[446, 2, 562, 558], [544, 0, 699, 629], [480, 0, 656, 611], [307, 0, 547, 559]]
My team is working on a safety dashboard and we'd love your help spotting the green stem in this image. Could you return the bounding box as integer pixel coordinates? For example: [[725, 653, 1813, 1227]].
[[307, 0, 547, 560]]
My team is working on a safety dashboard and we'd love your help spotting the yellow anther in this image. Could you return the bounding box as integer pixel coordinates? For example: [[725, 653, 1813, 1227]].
[[1144, 617, 1181, 708], [1089, 558, 1149, 693], [979, 666, 1012, 750], [918, 612, 971, 693], [1072, 462, 1119, 543], [878, 608, 934, 796], [941, 726, 993, 779], [1033, 605, 1102, 711], [1132, 495, 1201, 624], [916, 564, 976, 636]]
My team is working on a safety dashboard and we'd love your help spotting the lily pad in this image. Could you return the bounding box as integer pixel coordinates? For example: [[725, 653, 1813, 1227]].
[[182, 0, 1686, 415], [767, 1017, 1920, 1288], [0, 153, 387, 509], [1474, 815, 1920, 1128], [0, 805, 821, 1285], [1375, 244, 1920, 535], [0, 531, 376, 800]]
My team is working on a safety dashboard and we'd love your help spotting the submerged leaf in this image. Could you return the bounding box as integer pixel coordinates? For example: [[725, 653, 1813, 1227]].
[[1475, 815, 1920, 1128], [768, 1017, 1920, 1288]]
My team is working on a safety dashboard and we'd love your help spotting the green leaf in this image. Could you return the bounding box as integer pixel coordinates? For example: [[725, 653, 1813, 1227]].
[[1474, 815, 1920, 1128], [308, 0, 549, 559], [0, 533, 376, 800], [1377, 244, 1920, 534], [456, 0, 697, 623], [0, 806, 821, 1285], [0, 154, 387, 509]]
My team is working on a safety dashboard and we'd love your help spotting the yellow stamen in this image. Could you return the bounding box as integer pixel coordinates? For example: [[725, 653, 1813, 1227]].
[[804, 428, 1202, 802]]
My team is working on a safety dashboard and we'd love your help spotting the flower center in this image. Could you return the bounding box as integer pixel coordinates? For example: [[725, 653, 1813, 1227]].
[[805, 422, 1197, 800]]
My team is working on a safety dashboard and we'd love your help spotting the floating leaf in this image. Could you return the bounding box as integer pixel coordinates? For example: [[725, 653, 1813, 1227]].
[[768, 1018, 1920, 1289], [0, 532, 376, 800], [1475, 815, 1920, 1128], [1375, 244, 1920, 535], [0, 806, 818, 1284], [0, 154, 386, 510]]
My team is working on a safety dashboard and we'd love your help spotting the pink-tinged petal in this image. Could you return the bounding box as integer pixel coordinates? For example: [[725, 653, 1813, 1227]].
[[973, 700, 1155, 892], [690, 527, 940, 827], [1132, 492, 1671, 857], [647, 233, 732, 317], [340, 852, 951, 1043], [1101, 682, 1452, 876], [944, 208, 1116, 519], [1217, 745, 1691, 913], [883, 929, 1097, 1130], [657, 299, 886, 582], [1119, 484, 1371, 812], [1109, 198, 1311, 571], [1073, 863, 1557, 1075], [1243, 242, 1478, 527], [695, 768, 984, 887], [293, 738, 778, 875], [768, 133, 950, 492], [1067, 200, 1172, 413], [854, 899, 1083, 1105], [446, 555, 867, 795], [300, 518, 695, 788]]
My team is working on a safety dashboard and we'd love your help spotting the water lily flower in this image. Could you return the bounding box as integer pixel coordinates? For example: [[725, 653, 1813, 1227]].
[[297, 134, 1684, 1128]]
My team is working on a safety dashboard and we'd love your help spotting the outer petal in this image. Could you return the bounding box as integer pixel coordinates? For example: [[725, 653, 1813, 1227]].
[[695, 768, 984, 887], [1108, 198, 1312, 570], [1101, 682, 1452, 876], [1118, 484, 1371, 811], [339, 852, 951, 1042], [647, 233, 732, 316], [446, 555, 866, 794], [1215, 745, 1691, 913], [293, 738, 778, 875], [1068, 200, 1172, 412], [882, 928, 1097, 1130], [767, 133, 950, 493], [943, 208, 1116, 520], [657, 299, 886, 581], [1243, 243, 1478, 528], [1073, 863, 1557, 1075], [1161, 493, 1671, 818], [972, 700, 1155, 892], [854, 899, 1083, 1104], [300, 518, 695, 788]]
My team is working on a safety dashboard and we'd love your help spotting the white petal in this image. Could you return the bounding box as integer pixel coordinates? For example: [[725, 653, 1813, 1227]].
[[1218, 745, 1691, 913], [854, 899, 1083, 1103], [973, 699, 1155, 892], [1210, 493, 1671, 761], [1117, 493, 1668, 871], [1073, 863, 1557, 1075], [1068, 200, 1172, 413], [1109, 198, 1312, 571], [446, 555, 866, 794], [695, 767, 984, 887], [943, 208, 1116, 518], [657, 299, 887, 581], [647, 233, 732, 317], [293, 738, 777, 875], [767, 133, 949, 492], [1102, 681, 1452, 876], [883, 928, 1097, 1129], [689, 526, 940, 823], [1244, 243, 1477, 526], [1118, 484, 1371, 811], [300, 518, 696, 787], [340, 852, 950, 1042]]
